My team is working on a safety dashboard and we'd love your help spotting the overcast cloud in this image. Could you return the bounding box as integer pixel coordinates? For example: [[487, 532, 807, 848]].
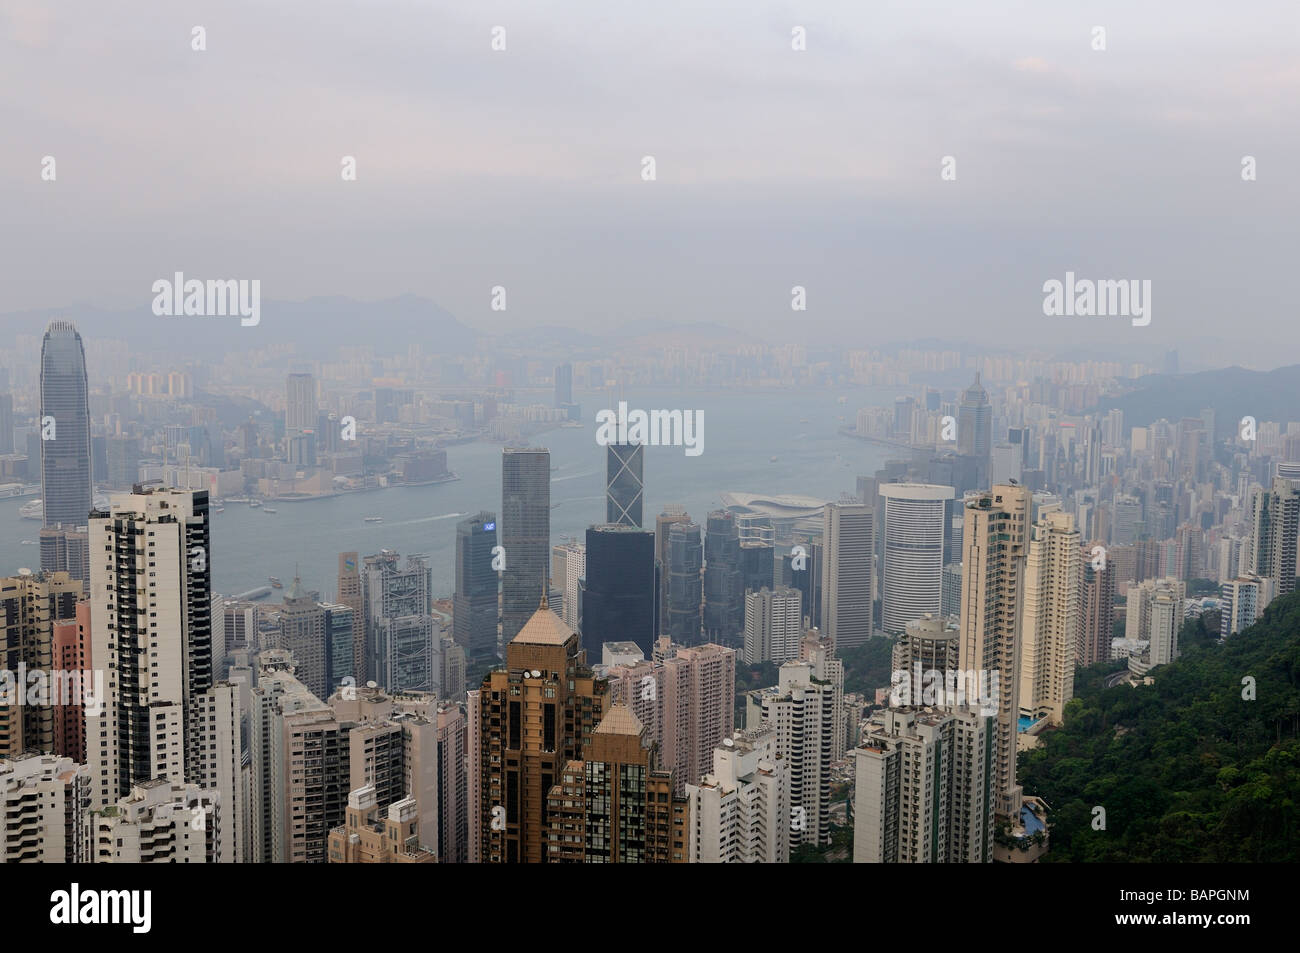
[[2, 0, 1298, 366]]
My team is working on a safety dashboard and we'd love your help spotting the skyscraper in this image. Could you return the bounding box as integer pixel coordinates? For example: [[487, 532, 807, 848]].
[[604, 637, 736, 797], [250, 661, 351, 864], [685, 726, 790, 863], [466, 687, 482, 863], [477, 601, 608, 863], [543, 705, 688, 863], [743, 587, 802, 665], [660, 642, 736, 794], [1111, 495, 1143, 547], [343, 706, 440, 853], [1249, 477, 1300, 600], [749, 661, 835, 847], [86, 487, 242, 861], [435, 704, 469, 863], [440, 636, 466, 700], [854, 705, 994, 863], [89, 780, 222, 864], [321, 602, 356, 696], [550, 540, 585, 631], [1018, 509, 1080, 727], [703, 511, 743, 647], [53, 601, 92, 762], [363, 551, 436, 693], [800, 630, 848, 761], [878, 483, 953, 635], [285, 372, 316, 435], [1125, 577, 1186, 668], [87, 487, 210, 805], [38, 525, 90, 596], [606, 441, 644, 527], [278, 575, 327, 699], [39, 321, 93, 528], [0, 392, 13, 454], [957, 373, 992, 488], [821, 502, 874, 651], [454, 512, 500, 659], [739, 540, 775, 595], [958, 484, 1029, 818], [0, 754, 89, 862], [582, 524, 656, 657], [553, 363, 573, 408], [789, 536, 823, 630], [337, 552, 366, 683], [666, 520, 703, 645], [501, 448, 550, 643], [655, 506, 691, 634], [0, 570, 81, 759], [1220, 575, 1272, 638], [893, 614, 960, 680], [1077, 541, 1115, 667]]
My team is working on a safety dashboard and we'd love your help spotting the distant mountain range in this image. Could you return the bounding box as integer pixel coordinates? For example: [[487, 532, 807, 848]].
[[2, 294, 480, 359], [3, 298, 1283, 392], [1100, 364, 1300, 439], [0, 296, 756, 360]]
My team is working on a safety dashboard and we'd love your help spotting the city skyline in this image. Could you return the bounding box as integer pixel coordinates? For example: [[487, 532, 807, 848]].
[[1, 0, 1297, 886]]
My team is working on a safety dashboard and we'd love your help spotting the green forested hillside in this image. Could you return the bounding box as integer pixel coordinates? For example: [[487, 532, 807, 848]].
[[1020, 594, 1300, 862]]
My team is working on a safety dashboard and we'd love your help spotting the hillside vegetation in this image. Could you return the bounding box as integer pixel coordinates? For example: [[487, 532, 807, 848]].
[[1020, 593, 1300, 862]]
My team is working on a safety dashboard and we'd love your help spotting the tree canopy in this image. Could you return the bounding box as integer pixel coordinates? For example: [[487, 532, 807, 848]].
[[1019, 593, 1300, 862]]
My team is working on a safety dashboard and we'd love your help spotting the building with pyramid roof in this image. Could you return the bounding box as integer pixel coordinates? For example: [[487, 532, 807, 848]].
[[542, 702, 688, 863], [474, 598, 608, 863]]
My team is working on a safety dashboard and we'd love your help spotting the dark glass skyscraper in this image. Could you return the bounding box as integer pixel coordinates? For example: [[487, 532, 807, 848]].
[[581, 524, 655, 657], [502, 447, 550, 642], [703, 510, 743, 647], [739, 541, 775, 595], [39, 321, 92, 528], [606, 441, 644, 527], [454, 511, 499, 658], [666, 520, 703, 645]]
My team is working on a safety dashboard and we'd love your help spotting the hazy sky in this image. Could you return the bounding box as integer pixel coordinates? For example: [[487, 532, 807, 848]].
[[3, 0, 1298, 366]]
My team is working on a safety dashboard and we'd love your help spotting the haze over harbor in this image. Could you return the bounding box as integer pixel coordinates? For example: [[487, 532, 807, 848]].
[[0, 388, 893, 599]]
